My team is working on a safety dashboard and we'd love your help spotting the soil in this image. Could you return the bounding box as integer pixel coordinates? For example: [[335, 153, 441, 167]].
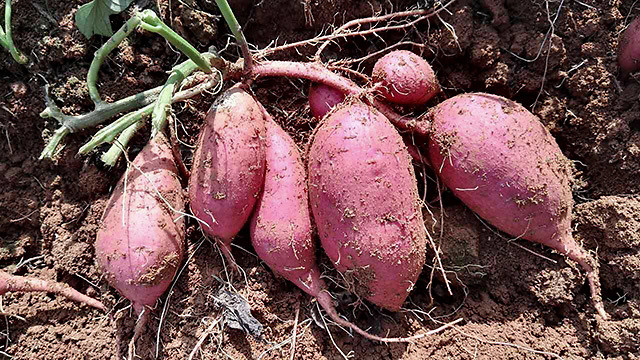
[[1, 0, 639, 359]]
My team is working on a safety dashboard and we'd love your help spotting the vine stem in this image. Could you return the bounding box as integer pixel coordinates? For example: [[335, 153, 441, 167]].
[[100, 57, 219, 166], [40, 10, 215, 160], [87, 15, 142, 105], [100, 119, 146, 167], [78, 64, 221, 155], [251, 60, 430, 136], [215, 0, 253, 78], [39, 86, 162, 159], [138, 10, 211, 74], [0, 0, 28, 64]]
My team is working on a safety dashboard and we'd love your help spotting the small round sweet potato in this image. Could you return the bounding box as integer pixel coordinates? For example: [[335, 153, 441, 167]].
[[372, 50, 439, 105], [308, 100, 427, 312], [427, 93, 608, 319]]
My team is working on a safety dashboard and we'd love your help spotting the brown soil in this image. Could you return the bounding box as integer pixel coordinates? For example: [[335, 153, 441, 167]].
[[1, 0, 639, 359]]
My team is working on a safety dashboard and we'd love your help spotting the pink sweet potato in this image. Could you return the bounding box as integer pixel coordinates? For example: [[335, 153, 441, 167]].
[[308, 83, 345, 119], [252, 114, 423, 342], [372, 50, 440, 105], [188, 85, 266, 267], [618, 17, 640, 76], [308, 100, 427, 312], [427, 93, 608, 319], [250, 118, 324, 296], [95, 132, 185, 321]]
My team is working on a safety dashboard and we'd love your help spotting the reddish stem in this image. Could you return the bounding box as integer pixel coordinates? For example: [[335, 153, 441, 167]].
[[252, 61, 431, 136], [0, 270, 105, 311], [561, 239, 609, 320]]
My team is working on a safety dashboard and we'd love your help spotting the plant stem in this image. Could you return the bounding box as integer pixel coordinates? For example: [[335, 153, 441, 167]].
[[40, 9, 217, 160], [251, 60, 428, 136], [1, 0, 28, 64], [79, 71, 221, 155], [87, 10, 212, 106], [214, 0, 253, 77], [151, 55, 207, 137], [39, 127, 70, 159], [39, 85, 162, 160], [101, 119, 146, 167], [42, 86, 163, 132], [102, 53, 208, 166], [79, 104, 154, 155], [138, 9, 211, 74], [40, 51, 218, 160], [87, 15, 142, 105], [98, 56, 206, 164]]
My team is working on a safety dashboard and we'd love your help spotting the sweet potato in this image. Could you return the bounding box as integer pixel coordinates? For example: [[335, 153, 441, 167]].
[[372, 50, 440, 105], [252, 114, 425, 342], [188, 84, 266, 267], [95, 132, 185, 335], [427, 93, 608, 319], [618, 17, 640, 76], [250, 118, 319, 295], [308, 100, 427, 312], [308, 83, 345, 118]]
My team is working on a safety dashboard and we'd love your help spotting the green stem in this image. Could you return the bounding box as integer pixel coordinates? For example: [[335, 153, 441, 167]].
[[40, 9, 218, 160], [39, 84, 163, 159], [151, 83, 174, 138], [151, 55, 207, 137], [86, 9, 211, 106], [42, 85, 162, 132], [101, 119, 146, 166], [78, 70, 221, 155], [87, 15, 142, 105], [1, 0, 28, 64], [39, 127, 70, 159], [214, 0, 253, 76], [79, 104, 154, 155], [138, 9, 211, 73]]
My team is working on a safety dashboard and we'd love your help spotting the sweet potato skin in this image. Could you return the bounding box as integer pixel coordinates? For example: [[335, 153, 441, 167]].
[[618, 17, 640, 76], [309, 83, 345, 119], [308, 101, 427, 312], [372, 50, 439, 105], [188, 85, 266, 258], [95, 133, 184, 314], [250, 119, 324, 296], [427, 93, 574, 248], [427, 93, 609, 319]]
